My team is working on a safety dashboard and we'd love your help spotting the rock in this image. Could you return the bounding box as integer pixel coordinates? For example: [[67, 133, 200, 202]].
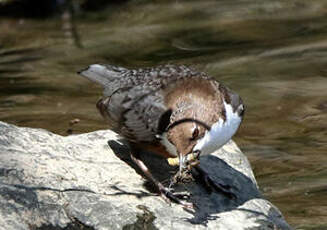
[[0, 121, 291, 230]]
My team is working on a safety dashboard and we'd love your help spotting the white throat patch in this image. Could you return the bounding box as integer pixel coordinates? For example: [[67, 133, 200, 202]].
[[193, 100, 242, 155]]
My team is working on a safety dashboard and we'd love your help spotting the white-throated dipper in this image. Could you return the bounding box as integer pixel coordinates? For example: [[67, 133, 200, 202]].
[[78, 64, 244, 208]]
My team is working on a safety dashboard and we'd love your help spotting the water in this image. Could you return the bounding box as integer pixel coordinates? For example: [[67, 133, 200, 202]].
[[1, 0, 327, 228]]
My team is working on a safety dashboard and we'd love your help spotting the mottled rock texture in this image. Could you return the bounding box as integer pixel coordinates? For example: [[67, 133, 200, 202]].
[[0, 121, 291, 230]]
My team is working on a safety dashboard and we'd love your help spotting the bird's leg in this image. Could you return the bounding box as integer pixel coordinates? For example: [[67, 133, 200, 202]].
[[194, 165, 236, 199], [129, 150, 194, 209]]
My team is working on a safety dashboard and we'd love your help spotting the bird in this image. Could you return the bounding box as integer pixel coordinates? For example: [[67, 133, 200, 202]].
[[78, 64, 244, 208]]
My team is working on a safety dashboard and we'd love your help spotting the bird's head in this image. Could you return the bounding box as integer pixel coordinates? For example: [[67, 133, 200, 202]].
[[164, 91, 245, 183], [165, 118, 209, 182]]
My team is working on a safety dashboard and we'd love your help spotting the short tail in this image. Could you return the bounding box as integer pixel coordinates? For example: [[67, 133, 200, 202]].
[[78, 64, 128, 87]]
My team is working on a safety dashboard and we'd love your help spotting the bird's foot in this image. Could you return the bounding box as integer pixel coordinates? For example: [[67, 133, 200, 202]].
[[158, 183, 194, 209], [194, 167, 236, 199]]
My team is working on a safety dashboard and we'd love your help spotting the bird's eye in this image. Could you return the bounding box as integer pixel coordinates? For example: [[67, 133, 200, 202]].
[[190, 128, 199, 141]]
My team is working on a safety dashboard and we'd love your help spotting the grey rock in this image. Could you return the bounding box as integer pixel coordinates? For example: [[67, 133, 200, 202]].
[[0, 121, 291, 230]]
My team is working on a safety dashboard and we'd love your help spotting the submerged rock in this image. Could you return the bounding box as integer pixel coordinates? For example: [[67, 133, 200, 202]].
[[0, 121, 291, 230]]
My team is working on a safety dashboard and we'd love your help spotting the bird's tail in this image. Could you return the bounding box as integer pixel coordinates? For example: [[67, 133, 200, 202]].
[[78, 64, 128, 87]]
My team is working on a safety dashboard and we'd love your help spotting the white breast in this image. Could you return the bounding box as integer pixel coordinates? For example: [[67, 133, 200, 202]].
[[193, 100, 242, 155]]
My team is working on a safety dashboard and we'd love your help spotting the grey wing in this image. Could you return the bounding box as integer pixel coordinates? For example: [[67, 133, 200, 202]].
[[98, 86, 170, 142], [79, 63, 211, 97], [79, 63, 211, 141]]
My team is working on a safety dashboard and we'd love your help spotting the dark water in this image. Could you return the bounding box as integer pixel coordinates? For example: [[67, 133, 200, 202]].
[[1, 1, 327, 228]]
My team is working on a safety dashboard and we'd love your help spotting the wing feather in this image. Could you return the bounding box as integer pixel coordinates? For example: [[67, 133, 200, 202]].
[[80, 64, 212, 142]]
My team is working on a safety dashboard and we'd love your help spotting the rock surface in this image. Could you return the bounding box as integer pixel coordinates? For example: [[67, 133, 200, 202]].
[[0, 121, 291, 230]]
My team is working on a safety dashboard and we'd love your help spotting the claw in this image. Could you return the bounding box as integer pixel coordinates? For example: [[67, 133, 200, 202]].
[[129, 148, 196, 209], [158, 184, 194, 209]]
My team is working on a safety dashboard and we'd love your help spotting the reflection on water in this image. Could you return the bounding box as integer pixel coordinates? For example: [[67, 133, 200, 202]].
[[1, 0, 327, 228]]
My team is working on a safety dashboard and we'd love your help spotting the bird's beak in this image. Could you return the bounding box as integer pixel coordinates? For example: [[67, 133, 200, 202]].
[[178, 154, 187, 175], [179, 150, 201, 174]]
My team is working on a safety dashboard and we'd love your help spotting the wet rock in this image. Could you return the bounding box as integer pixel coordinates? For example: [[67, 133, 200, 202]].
[[0, 121, 291, 230]]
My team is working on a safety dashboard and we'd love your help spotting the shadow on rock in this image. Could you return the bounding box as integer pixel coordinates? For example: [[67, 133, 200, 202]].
[[108, 139, 261, 226]]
